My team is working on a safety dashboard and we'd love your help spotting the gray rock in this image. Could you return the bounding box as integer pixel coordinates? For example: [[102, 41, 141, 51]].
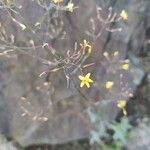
[[126, 118, 150, 150], [128, 52, 145, 86], [0, 0, 149, 147]]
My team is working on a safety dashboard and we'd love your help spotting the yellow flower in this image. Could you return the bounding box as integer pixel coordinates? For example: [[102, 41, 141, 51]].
[[52, 0, 63, 3], [79, 73, 93, 88], [19, 23, 26, 30], [117, 100, 127, 116], [80, 40, 92, 54], [122, 64, 129, 70], [105, 81, 114, 89], [103, 51, 109, 58], [123, 109, 127, 116], [121, 63, 129, 70], [120, 10, 128, 20], [121, 59, 130, 70], [43, 82, 49, 87], [113, 51, 119, 57], [66, 1, 75, 12], [117, 100, 126, 109]]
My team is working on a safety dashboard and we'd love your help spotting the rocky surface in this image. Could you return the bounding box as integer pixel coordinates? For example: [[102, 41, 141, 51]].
[[0, 0, 149, 148], [126, 118, 150, 150]]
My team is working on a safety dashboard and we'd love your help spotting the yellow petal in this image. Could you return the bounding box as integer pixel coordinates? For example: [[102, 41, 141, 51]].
[[52, 0, 63, 3], [66, 2, 74, 12], [85, 73, 91, 78], [87, 46, 92, 54], [122, 63, 129, 70], [105, 81, 114, 89], [84, 40, 87, 45], [79, 75, 84, 80], [80, 82, 85, 88], [88, 78, 93, 83], [103, 51, 109, 58], [19, 23, 26, 30], [123, 109, 127, 116], [117, 100, 126, 109], [85, 82, 90, 88], [120, 10, 128, 20], [113, 51, 119, 56]]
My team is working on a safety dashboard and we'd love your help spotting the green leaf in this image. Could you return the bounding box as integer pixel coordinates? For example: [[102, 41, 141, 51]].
[[109, 117, 132, 143]]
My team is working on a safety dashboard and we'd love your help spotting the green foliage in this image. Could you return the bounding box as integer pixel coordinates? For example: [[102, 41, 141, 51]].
[[86, 106, 108, 144], [100, 141, 123, 150], [100, 117, 132, 150], [87, 106, 132, 149], [109, 117, 132, 143]]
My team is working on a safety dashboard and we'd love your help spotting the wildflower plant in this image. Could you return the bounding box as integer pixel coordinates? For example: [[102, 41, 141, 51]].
[[0, 0, 135, 146], [79, 73, 93, 88]]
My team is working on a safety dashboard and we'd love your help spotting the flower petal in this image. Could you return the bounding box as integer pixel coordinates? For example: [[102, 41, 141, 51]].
[[85, 82, 90, 88], [117, 100, 126, 109], [88, 78, 93, 83], [79, 75, 84, 80], [123, 109, 127, 116], [105, 81, 114, 89], [85, 73, 91, 78], [80, 82, 84, 88]]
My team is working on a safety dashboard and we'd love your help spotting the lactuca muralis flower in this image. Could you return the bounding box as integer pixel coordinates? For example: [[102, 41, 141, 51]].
[[80, 40, 92, 54], [103, 51, 109, 58], [79, 73, 93, 88], [52, 0, 63, 3], [120, 10, 128, 20], [105, 81, 114, 89], [117, 100, 127, 116], [113, 51, 119, 57], [66, 1, 75, 12], [121, 59, 130, 70], [122, 63, 129, 70], [19, 23, 26, 30]]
